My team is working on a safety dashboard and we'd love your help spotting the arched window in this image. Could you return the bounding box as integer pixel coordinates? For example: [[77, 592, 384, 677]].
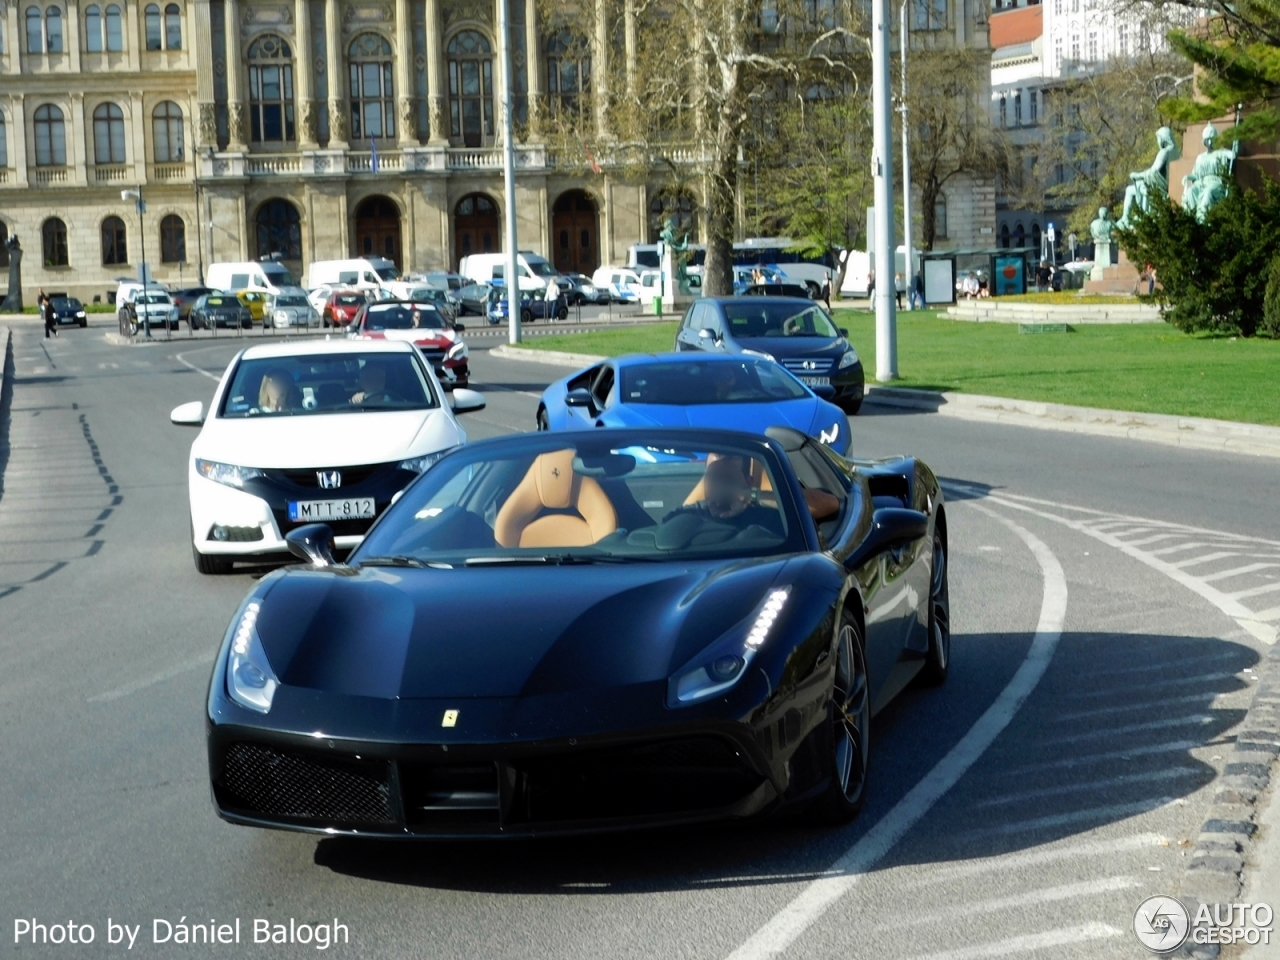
[[255, 199, 301, 260], [998, 95, 1006, 127], [160, 214, 185, 262], [144, 3, 161, 50], [648, 188, 696, 240], [911, 0, 946, 30], [934, 196, 948, 239], [104, 4, 122, 50], [1000, 223, 1011, 249], [0, 222, 9, 268], [101, 215, 127, 265], [1013, 222, 1025, 247], [546, 31, 590, 119], [349, 33, 394, 140], [84, 4, 101, 51], [1013, 90, 1022, 125], [0, 115, 7, 167], [446, 31, 492, 147], [42, 217, 69, 266], [92, 102, 126, 164], [164, 3, 181, 48], [248, 35, 295, 142], [152, 101, 184, 162], [25, 7, 42, 53], [45, 5, 62, 52], [1031, 222, 1042, 254], [33, 104, 66, 166]]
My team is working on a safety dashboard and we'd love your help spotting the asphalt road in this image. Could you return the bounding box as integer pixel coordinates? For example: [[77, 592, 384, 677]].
[[2, 319, 1277, 959]]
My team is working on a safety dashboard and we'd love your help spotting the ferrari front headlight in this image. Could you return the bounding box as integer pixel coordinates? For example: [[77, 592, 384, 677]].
[[195, 459, 264, 488], [669, 588, 791, 706], [226, 601, 278, 713]]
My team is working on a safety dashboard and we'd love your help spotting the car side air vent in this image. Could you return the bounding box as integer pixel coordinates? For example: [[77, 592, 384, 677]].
[[867, 473, 911, 510]]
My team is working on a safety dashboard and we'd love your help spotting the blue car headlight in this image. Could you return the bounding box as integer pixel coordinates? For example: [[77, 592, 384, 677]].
[[668, 588, 790, 706], [226, 600, 279, 713], [838, 347, 860, 370]]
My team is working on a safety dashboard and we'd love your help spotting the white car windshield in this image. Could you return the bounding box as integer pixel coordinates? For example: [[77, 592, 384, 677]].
[[219, 353, 439, 418]]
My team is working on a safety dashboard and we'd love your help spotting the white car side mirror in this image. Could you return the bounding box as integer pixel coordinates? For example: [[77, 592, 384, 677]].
[[170, 400, 205, 426], [450, 388, 486, 414]]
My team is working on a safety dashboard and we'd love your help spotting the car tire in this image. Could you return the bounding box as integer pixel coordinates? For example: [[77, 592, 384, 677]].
[[916, 527, 950, 687], [556, 304, 569, 320], [809, 609, 870, 825], [191, 525, 233, 575], [520, 308, 534, 325], [536, 407, 550, 432], [838, 396, 863, 416], [79, 319, 87, 328]]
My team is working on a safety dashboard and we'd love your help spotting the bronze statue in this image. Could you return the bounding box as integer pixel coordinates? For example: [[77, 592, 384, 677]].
[[1, 234, 22, 314], [1181, 122, 1238, 223], [1118, 127, 1179, 229], [1089, 206, 1115, 243], [659, 217, 694, 295]]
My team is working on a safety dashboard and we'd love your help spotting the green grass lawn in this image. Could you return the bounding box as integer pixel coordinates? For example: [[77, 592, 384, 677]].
[[521, 312, 1280, 425]]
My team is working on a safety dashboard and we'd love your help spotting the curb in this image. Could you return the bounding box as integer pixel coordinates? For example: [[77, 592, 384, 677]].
[[485, 346, 1280, 460]]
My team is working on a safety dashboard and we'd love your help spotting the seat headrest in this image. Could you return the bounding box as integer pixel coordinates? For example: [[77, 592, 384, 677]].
[[532, 449, 577, 509]]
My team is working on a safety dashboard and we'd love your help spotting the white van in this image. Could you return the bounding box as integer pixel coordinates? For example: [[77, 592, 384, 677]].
[[306, 257, 399, 291], [459, 252, 558, 294], [206, 260, 298, 296], [590, 266, 643, 303]]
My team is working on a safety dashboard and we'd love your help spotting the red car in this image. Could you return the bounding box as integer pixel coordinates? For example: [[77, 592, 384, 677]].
[[348, 300, 470, 386], [322, 289, 369, 327]]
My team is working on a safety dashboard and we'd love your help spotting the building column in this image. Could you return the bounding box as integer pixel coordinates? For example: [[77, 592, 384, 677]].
[[224, 0, 247, 148], [624, 0, 637, 100], [130, 91, 147, 183], [125, 2, 139, 71], [69, 93, 88, 185], [424, 0, 446, 143], [394, 0, 415, 144], [66, 0, 82, 72], [12, 98, 29, 187], [325, 0, 347, 146], [524, 0, 542, 136], [294, 0, 318, 147], [5, 5, 21, 75], [593, 0, 608, 137], [194, 0, 217, 150]]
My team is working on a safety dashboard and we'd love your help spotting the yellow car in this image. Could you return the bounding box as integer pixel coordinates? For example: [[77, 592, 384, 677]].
[[235, 291, 267, 324]]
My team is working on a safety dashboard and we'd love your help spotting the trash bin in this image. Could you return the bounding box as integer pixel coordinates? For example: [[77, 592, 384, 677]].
[[652, 295, 663, 316]]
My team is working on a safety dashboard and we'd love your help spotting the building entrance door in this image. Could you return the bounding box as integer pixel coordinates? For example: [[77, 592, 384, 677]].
[[354, 196, 402, 267], [551, 190, 599, 275]]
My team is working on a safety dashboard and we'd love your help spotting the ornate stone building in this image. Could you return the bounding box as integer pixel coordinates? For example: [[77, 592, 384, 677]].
[[0, 0, 996, 302]]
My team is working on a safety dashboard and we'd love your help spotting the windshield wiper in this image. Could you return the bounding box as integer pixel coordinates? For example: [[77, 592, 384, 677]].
[[462, 554, 656, 566], [359, 555, 452, 569]]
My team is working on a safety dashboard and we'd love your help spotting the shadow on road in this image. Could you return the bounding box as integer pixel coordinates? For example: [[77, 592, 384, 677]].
[[310, 631, 1255, 895]]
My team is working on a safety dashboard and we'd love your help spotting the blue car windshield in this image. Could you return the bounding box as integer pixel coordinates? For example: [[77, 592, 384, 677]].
[[355, 438, 802, 564], [621, 360, 809, 405], [723, 302, 840, 338]]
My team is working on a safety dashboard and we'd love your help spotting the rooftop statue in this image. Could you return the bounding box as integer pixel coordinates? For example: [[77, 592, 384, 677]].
[[1118, 127, 1179, 229], [1182, 122, 1238, 223]]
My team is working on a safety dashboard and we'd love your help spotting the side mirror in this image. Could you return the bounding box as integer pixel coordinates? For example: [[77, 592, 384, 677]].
[[454, 322, 466, 332], [839, 327, 849, 338], [698, 327, 721, 342], [564, 388, 595, 409], [285, 524, 336, 567], [451, 388, 486, 413], [869, 507, 928, 551], [170, 400, 205, 426]]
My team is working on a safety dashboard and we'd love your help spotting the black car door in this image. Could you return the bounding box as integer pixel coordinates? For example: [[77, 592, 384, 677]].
[[674, 303, 705, 351]]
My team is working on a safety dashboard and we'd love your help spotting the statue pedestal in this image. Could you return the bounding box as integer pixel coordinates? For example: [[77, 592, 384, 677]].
[[660, 246, 677, 303], [1084, 249, 1143, 295], [1089, 241, 1112, 282]]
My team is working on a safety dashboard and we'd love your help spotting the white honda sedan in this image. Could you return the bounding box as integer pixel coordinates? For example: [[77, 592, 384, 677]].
[[170, 339, 484, 574]]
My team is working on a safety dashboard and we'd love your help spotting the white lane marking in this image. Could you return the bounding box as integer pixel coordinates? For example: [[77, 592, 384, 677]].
[[1255, 604, 1280, 622], [1126, 533, 1183, 547], [1230, 581, 1280, 601], [1057, 691, 1224, 720], [1001, 740, 1199, 775], [898, 833, 1168, 888], [974, 768, 1200, 808], [1170, 551, 1239, 569], [1038, 713, 1213, 746], [1202, 562, 1280, 583], [88, 654, 211, 702], [957, 798, 1174, 840], [873, 876, 1142, 932], [174, 350, 224, 382], [31, 365, 48, 375], [97, 361, 119, 370], [722, 506, 1067, 960], [1149, 541, 1213, 556], [900, 923, 1121, 960]]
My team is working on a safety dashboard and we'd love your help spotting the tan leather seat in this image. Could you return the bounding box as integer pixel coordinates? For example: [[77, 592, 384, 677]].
[[494, 449, 618, 548], [684, 456, 774, 506]]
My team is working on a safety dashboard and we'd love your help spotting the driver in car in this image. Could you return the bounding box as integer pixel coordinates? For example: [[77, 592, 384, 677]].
[[257, 369, 298, 413], [662, 455, 785, 536], [350, 362, 394, 405]]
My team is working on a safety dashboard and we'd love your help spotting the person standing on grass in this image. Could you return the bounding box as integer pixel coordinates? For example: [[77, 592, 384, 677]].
[[911, 271, 924, 310], [894, 272, 905, 309], [820, 276, 831, 310], [867, 268, 875, 306]]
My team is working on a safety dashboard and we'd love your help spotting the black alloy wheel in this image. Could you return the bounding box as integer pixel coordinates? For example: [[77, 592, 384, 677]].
[[536, 407, 550, 431], [520, 308, 534, 325], [811, 610, 870, 824], [556, 304, 569, 320], [917, 528, 951, 686]]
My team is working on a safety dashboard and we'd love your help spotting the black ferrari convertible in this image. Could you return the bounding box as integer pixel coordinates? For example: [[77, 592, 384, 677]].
[[206, 427, 949, 837]]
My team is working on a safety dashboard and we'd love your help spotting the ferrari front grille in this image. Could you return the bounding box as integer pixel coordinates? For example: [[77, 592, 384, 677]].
[[218, 742, 396, 825]]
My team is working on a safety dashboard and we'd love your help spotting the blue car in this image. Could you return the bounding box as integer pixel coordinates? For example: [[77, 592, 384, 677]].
[[487, 287, 570, 325], [536, 353, 851, 456]]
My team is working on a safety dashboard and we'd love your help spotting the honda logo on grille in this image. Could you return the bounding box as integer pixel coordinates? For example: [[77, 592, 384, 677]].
[[317, 470, 342, 489]]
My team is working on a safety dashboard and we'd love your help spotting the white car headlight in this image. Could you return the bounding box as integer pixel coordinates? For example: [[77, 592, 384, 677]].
[[446, 340, 468, 360], [838, 348, 859, 370], [76, 310, 86, 317], [195, 459, 265, 488], [226, 601, 278, 713], [670, 588, 790, 706], [398, 447, 457, 474], [274, 310, 289, 323]]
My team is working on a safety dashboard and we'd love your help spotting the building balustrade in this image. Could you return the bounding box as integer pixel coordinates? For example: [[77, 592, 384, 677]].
[[93, 164, 131, 183], [32, 168, 70, 186]]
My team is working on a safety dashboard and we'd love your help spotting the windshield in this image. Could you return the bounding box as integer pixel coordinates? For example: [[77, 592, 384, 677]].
[[276, 295, 309, 307], [375, 266, 400, 281], [525, 259, 557, 277], [52, 297, 82, 310], [363, 304, 445, 330], [723, 302, 840, 339], [204, 297, 235, 308], [355, 438, 800, 565], [262, 267, 297, 287], [143, 294, 171, 304], [334, 294, 365, 306], [219, 352, 438, 418], [408, 287, 444, 301], [621, 360, 809, 405]]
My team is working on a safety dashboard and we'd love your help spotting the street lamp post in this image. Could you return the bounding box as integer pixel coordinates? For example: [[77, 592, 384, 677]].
[[872, 0, 898, 380], [122, 186, 151, 338], [498, 0, 521, 345], [899, 0, 915, 312]]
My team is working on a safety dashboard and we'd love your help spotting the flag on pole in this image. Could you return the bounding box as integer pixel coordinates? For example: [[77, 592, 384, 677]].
[[370, 136, 379, 174]]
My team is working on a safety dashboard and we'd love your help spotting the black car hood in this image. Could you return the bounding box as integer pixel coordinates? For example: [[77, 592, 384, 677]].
[[734, 337, 844, 359], [255, 560, 791, 700]]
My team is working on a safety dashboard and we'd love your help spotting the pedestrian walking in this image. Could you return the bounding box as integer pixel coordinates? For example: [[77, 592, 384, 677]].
[[820, 276, 831, 310], [894, 272, 905, 309], [40, 290, 57, 338], [1146, 263, 1156, 295], [866, 268, 875, 306], [910, 271, 925, 310], [1036, 260, 1052, 293]]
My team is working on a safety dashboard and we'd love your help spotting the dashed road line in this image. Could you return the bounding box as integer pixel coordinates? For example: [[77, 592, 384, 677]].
[[899, 923, 1122, 960], [973, 768, 1200, 808]]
